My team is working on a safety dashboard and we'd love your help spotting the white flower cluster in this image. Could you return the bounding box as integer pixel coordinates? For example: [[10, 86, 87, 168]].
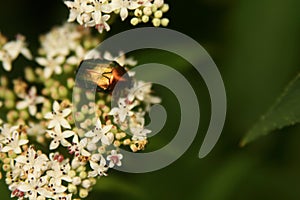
[[110, 80, 161, 143], [35, 24, 97, 79], [0, 0, 168, 198], [64, 0, 170, 33]]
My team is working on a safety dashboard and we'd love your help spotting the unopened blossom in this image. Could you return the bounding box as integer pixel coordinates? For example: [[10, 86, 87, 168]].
[[47, 128, 74, 150], [1, 131, 28, 154], [107, 150, 123, 168], [44, 101, 72, 131], [16, 86, 44, 116]]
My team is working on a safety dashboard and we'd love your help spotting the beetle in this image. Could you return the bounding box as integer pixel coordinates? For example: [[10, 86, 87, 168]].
[[76, 59, 132, 94]]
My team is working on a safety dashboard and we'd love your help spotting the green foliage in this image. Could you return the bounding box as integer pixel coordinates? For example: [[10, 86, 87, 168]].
[[241, 73, 300, 146]]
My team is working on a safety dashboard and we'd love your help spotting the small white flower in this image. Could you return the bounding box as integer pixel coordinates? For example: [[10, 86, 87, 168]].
[[1, 131, 28, 154], [47, 128, 74, 150], [85, 118, 113, 149], [111, 0, 140, 21], [93, 14, 111, 33], [15, 146, 49, 176], [88, 155, 108, 177], [130, 125, 151, 141], [16, 86, 44, 116], [127, 81, 152, 102], [47, 177, 68, 197], [109, 98, 136, 123], [27, 122, 45, 137], [103, 51, 137, 67], [64, 0, 95, 24], [0, 34, 32, 71], [47, 160, 72, 185], [68, 134, 91, 157], [17, 174, 52, 200], [107, 150, 123, 168], [36, 55, 65, 79], [44, 101, 72, 132], [0, 124, 18, 141]]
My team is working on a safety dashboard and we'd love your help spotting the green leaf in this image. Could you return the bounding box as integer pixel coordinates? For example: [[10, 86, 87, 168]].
[[241, 73, 300, 146]]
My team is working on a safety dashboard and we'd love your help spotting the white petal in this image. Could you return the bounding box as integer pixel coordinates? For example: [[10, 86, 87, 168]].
[[16, 101, 29, 110], [44, 112, 54, 119], [81, 149, 91, 157], [37, 188, 52, 198], [44, 67, 53, 79], [109, 107, 119, 115], [21, 48, 32, 60], [62, 108, 72, 117], [3, 60, 12, 71], [18, 183, 32, 192], [50, 140, 59, 150], [36, 57, 48, 66], [48, 120, 58, 129], [18, 139, 29, 146], [29, 105, 37, 116], [85, 130, 95, 137], [62, 130, 74, 138], [14, 147, 22, 154], [1, 145, 12, 152], [61, 139, 71, 147], [15, 155, 26, 163], [53, 101, 60, 111], [60, 118, 71, 129], [101, 125, 113, 134]]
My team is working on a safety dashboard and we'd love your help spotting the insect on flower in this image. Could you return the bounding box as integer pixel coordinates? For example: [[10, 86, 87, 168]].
[[76, 59, 132, 94]]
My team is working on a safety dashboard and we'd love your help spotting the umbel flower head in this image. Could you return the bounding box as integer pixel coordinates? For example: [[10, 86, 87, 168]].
[[64, 0, 170, 33], [0, 0, 168, 199]]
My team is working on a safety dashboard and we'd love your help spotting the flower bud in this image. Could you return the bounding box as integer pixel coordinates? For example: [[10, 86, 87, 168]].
[[130, 18, 139, 26], [154, 10, 163, 18], [161, 4, 169, 12], [161, 18, 169, 27], [142, 15, 149, 23], [82, 179, 91, 189], [152, 18, 161, 27], [79, 188, 88, 198], [143, 7, 152, 16], [68, 183, 77, 193], [134, 9, 142, 17]]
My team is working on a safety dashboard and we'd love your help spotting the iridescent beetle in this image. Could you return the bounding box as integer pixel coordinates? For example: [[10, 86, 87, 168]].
[[76, 59, 132, 94]]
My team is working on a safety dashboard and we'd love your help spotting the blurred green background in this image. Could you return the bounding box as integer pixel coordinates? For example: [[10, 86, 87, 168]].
[[1, 0, 300, 199]]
